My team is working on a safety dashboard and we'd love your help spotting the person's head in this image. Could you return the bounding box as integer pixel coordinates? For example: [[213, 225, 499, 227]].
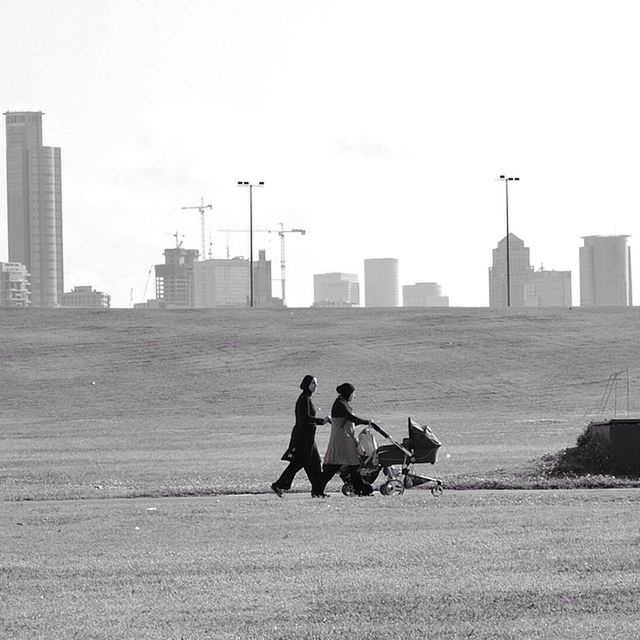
[[300, 375, 318, 394], [336, 382, 355, 402]]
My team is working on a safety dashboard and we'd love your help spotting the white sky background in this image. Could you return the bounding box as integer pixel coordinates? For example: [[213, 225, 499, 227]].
[[1, 0, 640, 308]]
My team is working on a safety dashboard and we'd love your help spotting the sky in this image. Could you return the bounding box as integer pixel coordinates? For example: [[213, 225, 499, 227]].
[[2, 0, 640, 308]]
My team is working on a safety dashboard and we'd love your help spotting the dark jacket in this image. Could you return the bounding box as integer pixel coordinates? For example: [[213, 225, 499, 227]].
[[281, 391, 325, 463]]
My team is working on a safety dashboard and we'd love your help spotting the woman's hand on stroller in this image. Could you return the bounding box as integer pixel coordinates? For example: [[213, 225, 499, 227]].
[[323, 416, 332, 424]]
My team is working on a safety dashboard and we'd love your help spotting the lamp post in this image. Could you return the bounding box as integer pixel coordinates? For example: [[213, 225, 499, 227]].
[[237, 181, 264, 307], [498, 175, 519, 307]]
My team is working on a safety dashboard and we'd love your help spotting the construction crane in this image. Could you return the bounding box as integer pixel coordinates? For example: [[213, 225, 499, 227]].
[[142, 265, 154, 301], [165, 230, 184, 249], [218, 225, 306, 306], [182, 198, 212, 259]]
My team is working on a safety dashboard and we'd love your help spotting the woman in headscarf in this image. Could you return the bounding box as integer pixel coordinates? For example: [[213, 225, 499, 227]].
[[318, 382, 373, 496], [271, 375, 331, 498]]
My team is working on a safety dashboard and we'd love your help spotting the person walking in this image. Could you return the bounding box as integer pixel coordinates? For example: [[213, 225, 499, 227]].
[[318, 382, 373, 496], [271, 375, 331, 498]]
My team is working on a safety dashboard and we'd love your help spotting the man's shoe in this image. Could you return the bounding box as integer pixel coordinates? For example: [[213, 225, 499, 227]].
[[271, 483, 284, 498]]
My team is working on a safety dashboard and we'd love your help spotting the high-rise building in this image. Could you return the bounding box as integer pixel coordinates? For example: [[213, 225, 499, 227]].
[[154, 247, 199, 307], [313, 272, 360, 307], [0, 262, 30, 307], [489, 234, 572, 307], [579, 235, 632, 307], [193, 250, 278, 307], [4, 111, 63, 306], [61, 285, 110, 308], [364, 258, 399, 307], [489, 234, 533, 308], [402, 282, 449, 307]]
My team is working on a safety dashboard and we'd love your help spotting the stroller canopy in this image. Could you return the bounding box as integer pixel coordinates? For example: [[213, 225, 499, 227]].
[[408, 418, 441, 450], [376, 418, 442, 466]]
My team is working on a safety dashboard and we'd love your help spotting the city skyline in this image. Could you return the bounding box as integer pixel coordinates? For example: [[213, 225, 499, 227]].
[[2, 2, 640, 308]]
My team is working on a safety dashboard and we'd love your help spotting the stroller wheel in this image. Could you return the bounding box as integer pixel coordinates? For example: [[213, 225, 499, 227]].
[[381, 480, 404, 496], [379, 483, 388, 496], [341, 482, 356, 497], [431, 484, 444, 496]]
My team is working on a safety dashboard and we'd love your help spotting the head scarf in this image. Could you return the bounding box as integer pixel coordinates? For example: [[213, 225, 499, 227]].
[[299, 374, 316, 391], [336, 382, 355, 398]]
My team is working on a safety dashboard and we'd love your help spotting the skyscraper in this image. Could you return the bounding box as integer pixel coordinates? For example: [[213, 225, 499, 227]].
[[4, 111, 63, 306], [489, 234, 532, 307], [489, 234, 572, 307], [579, 235, 632, 307], [364, 258, 400, 307]]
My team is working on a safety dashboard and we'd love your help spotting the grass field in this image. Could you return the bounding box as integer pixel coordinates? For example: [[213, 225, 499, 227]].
[[3, 490, 640, 639], [2, 306, 640, 499], [2, 306, 640, 638]]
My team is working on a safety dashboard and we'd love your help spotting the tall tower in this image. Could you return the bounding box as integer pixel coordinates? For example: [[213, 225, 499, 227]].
[[488, 233, 533, 308], [4, 111, 63, 306], [579, 235, 631, 307], [364, 258, 400, 307]]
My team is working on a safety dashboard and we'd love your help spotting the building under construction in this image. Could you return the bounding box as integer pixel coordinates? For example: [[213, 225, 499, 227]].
[[154, 247, 199, 308], [149, 246, 280, 308]]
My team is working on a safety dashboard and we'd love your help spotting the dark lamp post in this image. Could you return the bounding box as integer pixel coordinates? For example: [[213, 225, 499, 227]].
[[237, 181, 265, 307], [498, 175, 519, 307]]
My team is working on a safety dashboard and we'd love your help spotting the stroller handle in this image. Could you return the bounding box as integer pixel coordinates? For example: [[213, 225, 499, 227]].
[[368, 421, 390, 439], [369, 421, 414, 460]]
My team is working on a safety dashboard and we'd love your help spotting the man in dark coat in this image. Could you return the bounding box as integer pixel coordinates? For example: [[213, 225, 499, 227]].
[[271, 375, 331, 498]]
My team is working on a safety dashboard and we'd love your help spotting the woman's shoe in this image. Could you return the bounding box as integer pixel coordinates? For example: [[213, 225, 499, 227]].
[[271, 483, 284, 498], [311, 492, 330, 498]]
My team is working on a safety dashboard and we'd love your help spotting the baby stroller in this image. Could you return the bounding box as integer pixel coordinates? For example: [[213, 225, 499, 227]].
[[340, 418, 444, 497]]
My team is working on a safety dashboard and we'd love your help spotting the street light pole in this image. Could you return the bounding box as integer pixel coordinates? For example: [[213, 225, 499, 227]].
[[498, 175, 519, 307], [237, 181, 264, 307]]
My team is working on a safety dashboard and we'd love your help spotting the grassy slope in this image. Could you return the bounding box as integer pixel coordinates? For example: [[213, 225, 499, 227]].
[[2, 306, 640, 499], [2, 490, 640, 640], [3, 308, 640, 639]]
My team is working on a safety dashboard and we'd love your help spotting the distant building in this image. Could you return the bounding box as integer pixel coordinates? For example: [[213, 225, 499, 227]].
[[489, 234, 533, 307], [4, 111, 63, 307], [155, 247, 199, 308], [579, 235, 632, 307], [364, 258, 400, 307], [61, 286, 110, 308], [403, 282, 449, 307], [0, 262, 30, 307], [525, 269, 572, 307], [489, 234, 572, 307], [193, 250, 279, 307], [313, 272, 360, 307]]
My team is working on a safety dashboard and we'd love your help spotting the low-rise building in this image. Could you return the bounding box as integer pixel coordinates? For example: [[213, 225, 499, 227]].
[[0, 262, 30, 307], [402, 282, 449, 307], [313, 272, 360, 307], [61, 286, 110, 308]]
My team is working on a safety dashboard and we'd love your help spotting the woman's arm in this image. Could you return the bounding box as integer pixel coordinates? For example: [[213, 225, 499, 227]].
[[332, 397, 369, 425], [296, 395, 326, 426]]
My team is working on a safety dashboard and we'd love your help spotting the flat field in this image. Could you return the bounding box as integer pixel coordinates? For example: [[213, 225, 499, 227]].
[[2, 307, 640, 638]]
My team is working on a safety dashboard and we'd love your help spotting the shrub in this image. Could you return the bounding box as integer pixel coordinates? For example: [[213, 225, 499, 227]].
[[550, 426, 615, 476]]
